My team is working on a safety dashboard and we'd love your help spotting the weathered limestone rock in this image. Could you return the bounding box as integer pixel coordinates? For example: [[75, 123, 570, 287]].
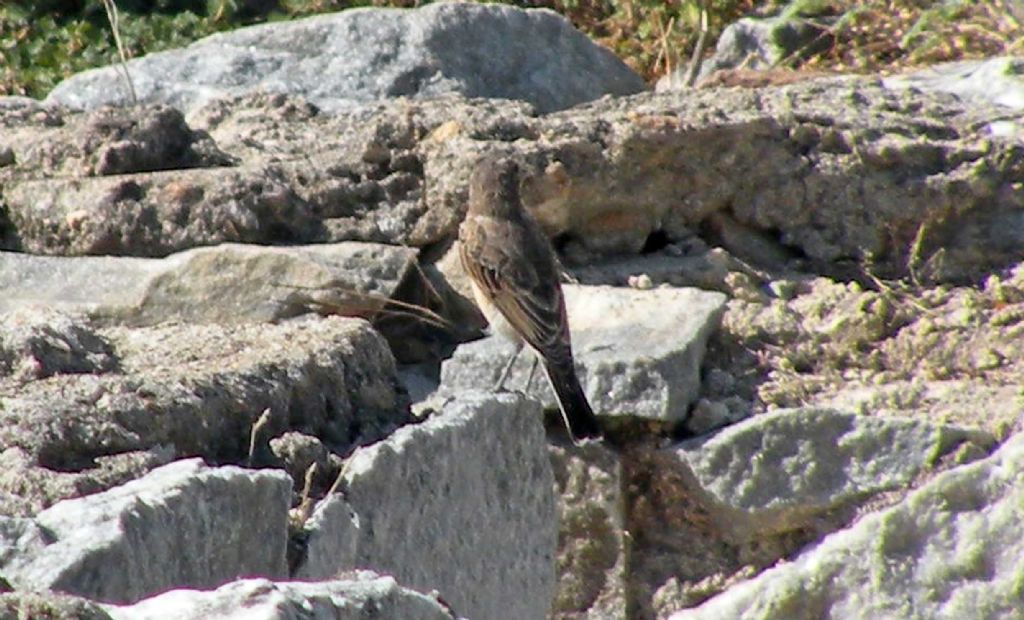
[[0, 459, 291, 604], [572, 248, 733, 294], [104, 572, 455, 620], [9, 104, 232, 177], [46, 4, 644, 115], [268, 431, 342, 495], [439, 285, 728, 423], [628, 407, 995, 618], [1, 12, 1022, 617], [297, 392, 557, 620], [882, 55, 1024, 111], [672, 407, 993, 542], [0, 314, 406, 516], [0, 591, 114, 620], [6, 76, 1022, 283], [1, 166, 326, 256], [0, 242, 417, 325], [670, 431, 1024, 619], [549, 442, 627, 620], [0, 308, 118, 380], [714, 272, 1024, 439]]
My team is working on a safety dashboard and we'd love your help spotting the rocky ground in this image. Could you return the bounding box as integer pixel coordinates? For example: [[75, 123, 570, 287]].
[[1, 3, 1022, 619]]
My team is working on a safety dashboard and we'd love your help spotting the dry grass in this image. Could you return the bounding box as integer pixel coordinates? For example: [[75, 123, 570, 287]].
[[799, 0, 1024, 74]]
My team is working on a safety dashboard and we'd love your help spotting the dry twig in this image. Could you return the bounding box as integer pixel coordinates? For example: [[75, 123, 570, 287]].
[[100, 0, 138, 105]]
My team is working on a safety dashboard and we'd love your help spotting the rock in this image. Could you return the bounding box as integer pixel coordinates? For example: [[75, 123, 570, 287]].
[[297, 392, 557, 620], [0, 309, 118, 380], [46, 4, 644, 115], [685, 397, 750, 436], [549, 442, 627, 620], [572, 249, 733, 293], [658, 16, 832, 90], [296, 494, 359, 577], [1, 169, 324, 256], [817, 380, 1024, 432], [0, 315, 406, 515], [0, 446, 176, 519], [0, 459, 291, 604], [268, 431, 342, 493], [671, 407, 994, 542], [438, 285, 728, 424], [103, 572, 455, 620], [882, 56, 1024, 112], [0, 145, 14, 167], [0, 242, 417, 325], [10, 105, 233, 177], [397, 363, 443, 409], [719, 273, 1024, 438], [6, 79, 1022, 283], [1, 98, 447, 254], [627, 407, 995, 618], [0, 591, 114, 620], [669, 431, 1024, 619], [702, 211, 795, 271]]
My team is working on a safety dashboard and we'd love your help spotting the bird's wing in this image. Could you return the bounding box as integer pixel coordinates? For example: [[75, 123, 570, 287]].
[[460, 217, 571, 359]]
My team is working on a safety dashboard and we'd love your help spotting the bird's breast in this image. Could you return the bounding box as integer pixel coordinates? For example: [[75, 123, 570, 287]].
[[469, 278, 522, 344]]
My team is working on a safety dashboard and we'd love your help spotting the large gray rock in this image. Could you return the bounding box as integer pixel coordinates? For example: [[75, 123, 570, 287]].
[[672, 407, 994, 542], [104, 572, 454, 620], [883, 56, 1024, 112], [0, 314, 405, 516], [0, 459, 290, 604], [297, 392, 557, 620], [0, 242, 417, 325], [670, 430, 1024, 620], [46, 4, 644, 115], [627, 407, 995, 618], [439, 285, 727, 423]]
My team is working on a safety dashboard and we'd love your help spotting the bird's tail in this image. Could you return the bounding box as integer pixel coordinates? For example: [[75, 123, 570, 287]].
[[543, 360, 602, 443]]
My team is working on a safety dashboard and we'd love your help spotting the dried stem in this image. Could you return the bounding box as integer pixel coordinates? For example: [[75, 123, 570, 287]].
[[100, 0, 139, 105]]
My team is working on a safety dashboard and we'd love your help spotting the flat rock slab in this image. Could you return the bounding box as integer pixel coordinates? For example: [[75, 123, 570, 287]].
[[104, 572, 454, 620], [46, 3, 644, 115], [0, 313, 405, 516], [297, 392, 557, 620], [882, 55, 1024, 112], [0, 459, 290, 604], [670, 407, 994, 542], [439, 285, 728, 423], [671, 431, 1024, 619], [0, 242, 417, 325]]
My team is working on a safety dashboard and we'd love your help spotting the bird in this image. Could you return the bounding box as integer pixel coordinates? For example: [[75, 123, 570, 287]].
[[458, 155, 602, 443]]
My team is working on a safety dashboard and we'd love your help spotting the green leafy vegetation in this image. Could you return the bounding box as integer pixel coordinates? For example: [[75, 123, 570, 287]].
[[0, 0, 369, 97], [1, 0, 1021, 99]]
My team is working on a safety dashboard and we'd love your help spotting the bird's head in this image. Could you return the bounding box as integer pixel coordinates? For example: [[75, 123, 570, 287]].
[[467, 155, 523, 217]]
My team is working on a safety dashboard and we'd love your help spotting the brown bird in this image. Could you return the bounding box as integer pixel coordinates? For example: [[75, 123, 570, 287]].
[[459, 156, 602, 443]]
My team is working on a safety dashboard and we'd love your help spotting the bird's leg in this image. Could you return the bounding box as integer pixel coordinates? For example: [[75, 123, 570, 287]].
[[523, 355, 539, 393], [494, 342, 524, 392]]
